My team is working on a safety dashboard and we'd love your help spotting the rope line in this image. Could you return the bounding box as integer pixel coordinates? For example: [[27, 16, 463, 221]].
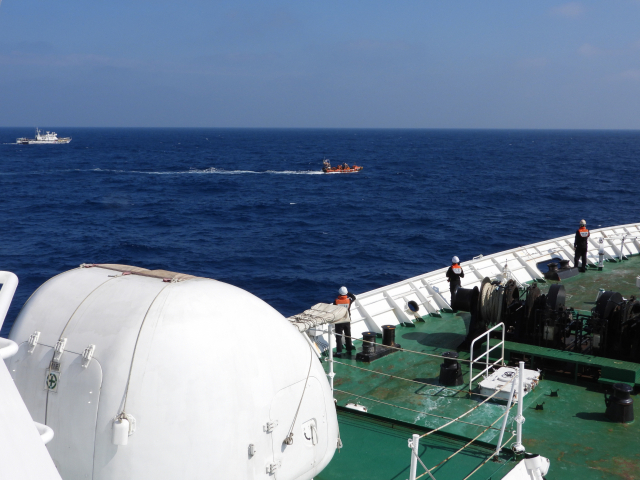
[[416, 402, 516, 479], [332, 360, 500, 400], [333, 360, 466, 394], [333, 389, 499, 431], [461, 433, 515, 480], [418, 376, 515, 439], [411, 448, 437, 480], [283, 344, 314, 445], [339, 334, 507, 369]]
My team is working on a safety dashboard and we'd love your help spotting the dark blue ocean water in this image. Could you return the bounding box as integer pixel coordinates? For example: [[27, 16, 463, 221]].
[[1, 128, 639, 336]]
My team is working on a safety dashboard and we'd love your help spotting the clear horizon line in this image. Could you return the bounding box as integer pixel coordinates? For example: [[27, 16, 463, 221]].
[[2, 126, 640, 132]]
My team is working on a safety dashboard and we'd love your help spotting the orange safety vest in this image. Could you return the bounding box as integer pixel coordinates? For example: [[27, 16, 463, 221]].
[[578, 226, 589, 238], [452, 263, 462, 274], [335, 295, 351, 306]]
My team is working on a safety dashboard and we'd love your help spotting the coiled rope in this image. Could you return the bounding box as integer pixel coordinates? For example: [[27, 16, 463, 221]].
[[479, 278, 504, 327]]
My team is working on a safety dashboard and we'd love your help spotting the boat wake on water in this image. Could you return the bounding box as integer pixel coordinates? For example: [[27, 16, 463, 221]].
[[0, 167, 325, 176], [92, 167, 325, 175]]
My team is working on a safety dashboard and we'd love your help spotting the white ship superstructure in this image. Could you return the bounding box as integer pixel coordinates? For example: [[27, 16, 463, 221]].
[[16, 128, 71, 144]]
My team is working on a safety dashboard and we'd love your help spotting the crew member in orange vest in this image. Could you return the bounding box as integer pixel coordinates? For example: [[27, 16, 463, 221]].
[[574, 219, 590, 272], [333, 286, 356, 357], [446, 256, 465, 305]]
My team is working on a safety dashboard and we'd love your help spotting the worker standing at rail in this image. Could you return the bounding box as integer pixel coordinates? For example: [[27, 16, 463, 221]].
[[446, 256, 465, 306], [333, 286, 356, 357], [574, 219, 590, 272]]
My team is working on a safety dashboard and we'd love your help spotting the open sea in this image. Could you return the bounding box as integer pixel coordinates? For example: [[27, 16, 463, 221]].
[[1, 128, 639, 336]]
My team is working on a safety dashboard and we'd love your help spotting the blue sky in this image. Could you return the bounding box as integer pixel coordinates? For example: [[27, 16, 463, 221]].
[[1, 1, 639, 128]]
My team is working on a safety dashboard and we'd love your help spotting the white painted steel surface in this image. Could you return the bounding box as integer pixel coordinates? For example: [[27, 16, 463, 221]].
[[408, 434, 419, 480], [8, 265, 338, 480], [34, 421, 55, 444], [0, 337, 19, 359], [0, 271, 19, 330], [513, 361, 526, 454], [479, 367, 540, 402], [311, 223, 640, 348], [0, 359, 63, 480], [0, 268, 62, 480]]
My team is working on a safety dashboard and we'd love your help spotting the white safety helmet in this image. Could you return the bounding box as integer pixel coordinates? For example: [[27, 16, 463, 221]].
[[580, 219, 586, 226], [452, 256, 459, 264], [338, 286, 348, 295]]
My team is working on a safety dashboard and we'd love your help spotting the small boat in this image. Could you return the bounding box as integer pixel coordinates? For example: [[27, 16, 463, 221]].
[[322, 159, 363, 174], [16, 128, 71, 144]]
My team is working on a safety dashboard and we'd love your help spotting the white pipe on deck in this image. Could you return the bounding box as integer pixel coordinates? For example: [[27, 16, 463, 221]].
[[495, 374, 517, 456], [328, 324, 335, 391], [409, 434, 419, 480], [513, 361, 526, 454]]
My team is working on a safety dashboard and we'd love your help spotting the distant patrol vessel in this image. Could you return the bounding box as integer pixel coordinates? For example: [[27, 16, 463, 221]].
[[16, 128, 71, 144]]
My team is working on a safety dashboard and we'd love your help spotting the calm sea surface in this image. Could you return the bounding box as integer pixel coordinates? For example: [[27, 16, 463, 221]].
[[1, 128, 639, 336]]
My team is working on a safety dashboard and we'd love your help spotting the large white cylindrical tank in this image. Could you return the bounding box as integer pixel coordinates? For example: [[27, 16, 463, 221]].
[[6, 264, 338, 480]]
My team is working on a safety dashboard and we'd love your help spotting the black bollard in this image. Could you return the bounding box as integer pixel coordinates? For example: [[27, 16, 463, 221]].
[[605, 383, 634, 423], [439, 351, 464, 386], [381, 325, 400, 348], [361, 332, 377, 355]]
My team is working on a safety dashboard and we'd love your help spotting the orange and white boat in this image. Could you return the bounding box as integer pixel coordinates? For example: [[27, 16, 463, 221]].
[[322, 159, 363, 174]]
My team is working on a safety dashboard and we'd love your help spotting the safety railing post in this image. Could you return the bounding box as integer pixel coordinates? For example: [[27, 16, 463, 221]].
[[409, 434, 419, 480], [495, 373, 517, 456], [327, 324, 335, 391], [512, 361, 526, 454]]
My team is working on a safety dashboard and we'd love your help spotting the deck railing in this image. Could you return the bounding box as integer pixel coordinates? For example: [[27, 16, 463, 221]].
[[469, 323, 505, 396]]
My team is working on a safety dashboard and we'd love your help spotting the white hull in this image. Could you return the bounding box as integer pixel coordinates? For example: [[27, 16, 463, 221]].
[[20, 139, 71, 145], [17, 129, 71, 145]]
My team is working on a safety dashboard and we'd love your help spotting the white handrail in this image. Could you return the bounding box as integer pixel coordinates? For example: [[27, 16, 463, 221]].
[[0, 271, 19, 331], [0, 337, 19, 360], [469, 323, 505, 395], [34, 422, 55, 445], [512, 361, 526, 454], [408, 434, 419, 480], [494, 366, 518, 456]]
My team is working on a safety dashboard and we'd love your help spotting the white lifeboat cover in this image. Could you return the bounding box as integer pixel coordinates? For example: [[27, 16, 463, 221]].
[[8, 264, 338, 480]]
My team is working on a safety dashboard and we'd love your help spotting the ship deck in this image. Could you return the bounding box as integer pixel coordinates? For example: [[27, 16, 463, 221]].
[[318, 255, 640, 480]]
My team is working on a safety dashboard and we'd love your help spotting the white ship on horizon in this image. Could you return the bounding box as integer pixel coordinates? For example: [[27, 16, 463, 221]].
[[16, 128, 71, 144]]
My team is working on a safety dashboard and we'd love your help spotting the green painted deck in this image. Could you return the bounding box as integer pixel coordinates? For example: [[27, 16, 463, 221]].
[[319, 255, 640, 479], [538, 255, 640, 312], [316, 410, 517, 480]]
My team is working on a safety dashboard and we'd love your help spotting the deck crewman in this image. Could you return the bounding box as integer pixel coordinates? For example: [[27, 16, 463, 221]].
[[333, 286, 356, 357], [574, 219, 590, 272], [446, 256, 464, 307]]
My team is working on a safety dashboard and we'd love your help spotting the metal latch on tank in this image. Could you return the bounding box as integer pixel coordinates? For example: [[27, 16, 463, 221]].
[[81, 344, 96, 368], [266, 462, 281, 475], [50, 338, 67, 371], [301, 419, 318, 445], [263, 421, 278, 433], [28, 331, 41, 354]]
